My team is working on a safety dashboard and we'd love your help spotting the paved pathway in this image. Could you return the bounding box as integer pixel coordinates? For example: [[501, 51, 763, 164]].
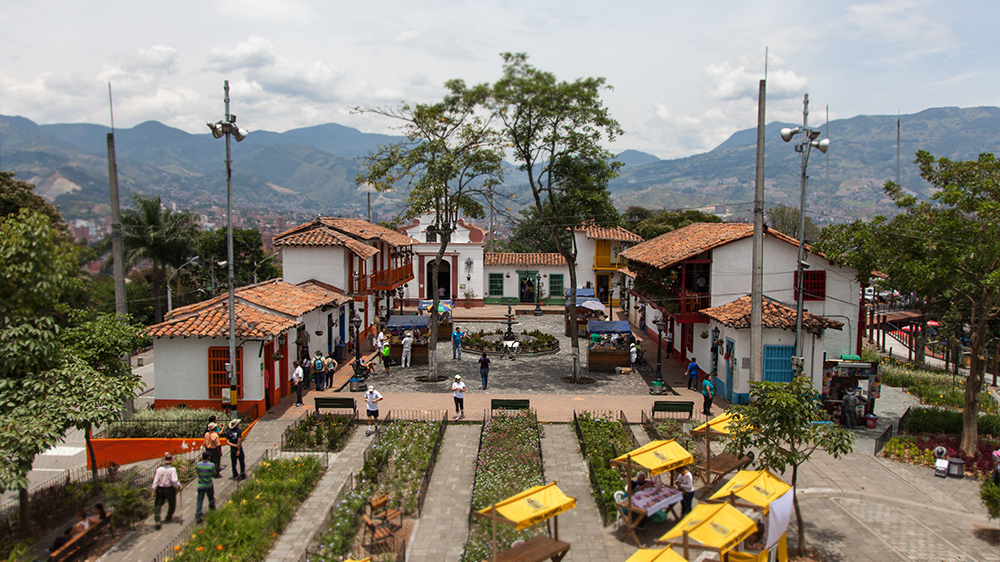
[[266, 429, 374, 562], [406, 424, 480, 561]]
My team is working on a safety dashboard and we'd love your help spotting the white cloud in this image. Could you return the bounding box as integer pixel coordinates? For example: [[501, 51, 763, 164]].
[[205, 36, 277, 72], [123, 45, 179, 75], [841, 0, 954, 48]]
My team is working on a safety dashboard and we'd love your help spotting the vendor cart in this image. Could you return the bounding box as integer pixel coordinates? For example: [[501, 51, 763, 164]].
[[386, 315, 430, 366], [586, 320, 633, 373]]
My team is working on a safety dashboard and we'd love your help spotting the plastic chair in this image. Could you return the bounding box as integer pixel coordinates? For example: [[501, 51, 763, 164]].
[[613, 490, 627, 527]]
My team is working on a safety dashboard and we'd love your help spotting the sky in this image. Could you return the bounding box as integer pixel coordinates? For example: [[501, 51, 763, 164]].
[[1, 0, 997, 159]]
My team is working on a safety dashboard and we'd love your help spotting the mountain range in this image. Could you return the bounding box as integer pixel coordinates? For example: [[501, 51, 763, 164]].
[[3, 106, 1000, 224]]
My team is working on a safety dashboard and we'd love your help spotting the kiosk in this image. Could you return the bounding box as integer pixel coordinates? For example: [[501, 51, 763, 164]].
[[706, 469, 794, 562], [691, 412, 752, 498], [611, 440, 693, 546], [474, 482, 576, 562], [416, 299, 453, 334], [821, 358, 881, 426], [386, 315, 430, 366], [586, 320, 633, 373], [565, 291, 604, 337], [655, 502, 757, 561]]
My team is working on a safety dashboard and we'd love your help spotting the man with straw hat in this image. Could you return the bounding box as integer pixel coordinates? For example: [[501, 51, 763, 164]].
[[150, 453, 182, 529], [226, 418, 246, 480]]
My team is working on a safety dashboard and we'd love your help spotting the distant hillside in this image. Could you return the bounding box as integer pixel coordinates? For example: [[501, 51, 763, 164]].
[[3, 106, 1000, 224]]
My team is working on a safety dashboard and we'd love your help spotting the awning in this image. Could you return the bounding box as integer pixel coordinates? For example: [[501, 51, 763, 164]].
[[709, 470, 792, 512], [475, 482, 576, 531], [657, 502, 757, 554], [386, 315, 431, 329], [611, 440, 693, 476], [565, 288, 596, 298], [587, 320, 630, 334], [625, 547, 687, 562], [692, 412, 737, 437]]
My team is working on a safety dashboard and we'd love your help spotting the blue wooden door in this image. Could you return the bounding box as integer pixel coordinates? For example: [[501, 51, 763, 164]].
[[724, 338, 735, 401], [763, 345, 795, 383]]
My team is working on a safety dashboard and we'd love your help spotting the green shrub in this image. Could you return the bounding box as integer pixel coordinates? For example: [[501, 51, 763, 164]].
[[981, 478, 1000, 520], [103, 408, 223, 439], [281, 413, 355, 452], [901, 407, 1000, 437], [573, 412, 634, 523]]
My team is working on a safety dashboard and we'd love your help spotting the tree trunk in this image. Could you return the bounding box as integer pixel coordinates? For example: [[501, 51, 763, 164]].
[[961, 308, 990, 455], [792, 463, 805, 556], [86, 422, 99, 484], [427, 226, 452, 382], [914, 298, 929, 366], [18, 460, 30, 536], [567, 266, 580, 382]]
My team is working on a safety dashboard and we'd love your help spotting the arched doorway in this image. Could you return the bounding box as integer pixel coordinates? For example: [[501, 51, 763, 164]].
[[426, 258, 451, 299]]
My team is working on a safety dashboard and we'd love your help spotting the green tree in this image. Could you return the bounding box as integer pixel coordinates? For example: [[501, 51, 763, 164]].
[[503, 203, 572, 254], [766, 203, 820, 241], [119, 194, 199, 323], [0, 171, 67, 234], [195, 228, 281, 291], [726, 377, 854, 556], [622, 207, 723, 240], [357, 80, 504, 381], [490, 53, 623, 381]]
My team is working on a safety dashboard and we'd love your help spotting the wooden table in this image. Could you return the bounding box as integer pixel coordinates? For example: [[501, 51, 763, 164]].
[[483, 535, 571, 562], [694, 452, 751, 499], [616, 484, 683, 546]]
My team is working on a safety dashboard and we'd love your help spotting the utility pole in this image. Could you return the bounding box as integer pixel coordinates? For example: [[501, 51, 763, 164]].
[[750, 79, 766, 384], [107, 84, 127, 315]]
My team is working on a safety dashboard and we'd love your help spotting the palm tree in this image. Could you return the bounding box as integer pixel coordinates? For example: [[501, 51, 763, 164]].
[[120, 194, 199, 323]]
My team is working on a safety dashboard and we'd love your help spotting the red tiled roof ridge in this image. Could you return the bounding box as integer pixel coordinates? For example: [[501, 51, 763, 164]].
[[573, 221, 643, 243], [483, 252, 568, 267], [700, 294, 843, 335]]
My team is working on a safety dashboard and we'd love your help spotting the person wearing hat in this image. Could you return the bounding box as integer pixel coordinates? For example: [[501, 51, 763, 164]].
[[226, 418, 246, 480], [401, 331, 414, 369], [195, 450, 217, 524], [451, 374, 466, 420], [364, 385, 383, 435], [150, 453, 182, 529], [629, 342, 638, 374], [203, 422, 222, 478]]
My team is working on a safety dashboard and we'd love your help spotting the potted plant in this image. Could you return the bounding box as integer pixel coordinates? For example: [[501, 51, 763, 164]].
[[699, 330, 709, 339], [463, 288, 477, 309]]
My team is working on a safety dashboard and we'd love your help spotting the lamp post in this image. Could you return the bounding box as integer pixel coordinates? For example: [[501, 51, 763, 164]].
[[397, 283, 408, 315], [653, 316, 666, 386], [166, 256, 199, 312], [351, 309, 363, 378], [253, 252, 278, 284], [207, 80, 249, 421], [533, 273, 543, 316], [780, 93, 829, 375]]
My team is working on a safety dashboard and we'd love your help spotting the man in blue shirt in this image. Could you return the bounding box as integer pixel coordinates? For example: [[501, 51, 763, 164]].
[[195, 451, 216, 523], [452, 327, 463, 360], [687, 360, 699, 390]]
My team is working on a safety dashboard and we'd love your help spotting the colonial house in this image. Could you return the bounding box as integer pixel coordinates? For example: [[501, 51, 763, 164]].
[[620, 222, 860, 403], [395, 215, 488, 307], [274, 217, 417, 338], [149, 280, 350, 414]]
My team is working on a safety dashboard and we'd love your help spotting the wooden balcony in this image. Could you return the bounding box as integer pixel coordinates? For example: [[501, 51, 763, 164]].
[[674, 290, 711, 322], [351, 260, 414, 294], [594, 256, 623, 270]]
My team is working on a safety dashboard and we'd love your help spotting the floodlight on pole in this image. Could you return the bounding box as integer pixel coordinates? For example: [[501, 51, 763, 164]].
[[780, 93, 830, 376], [207, 80, 249, 421]]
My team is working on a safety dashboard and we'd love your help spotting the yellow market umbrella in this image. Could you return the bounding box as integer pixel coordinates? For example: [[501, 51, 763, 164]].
[[709, 470, 791, 514], [692, 411, 737, 437], [625, 546, 687, 562], [656, 502, 757, 559], [611, 440, 694, 476], [475, 482, 576, 561]]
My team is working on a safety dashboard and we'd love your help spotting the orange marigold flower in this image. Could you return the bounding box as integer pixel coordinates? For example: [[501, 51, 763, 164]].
[[174, 545, 181, 552], [217, 545, 224, 551], [197, 546, 204, 552]]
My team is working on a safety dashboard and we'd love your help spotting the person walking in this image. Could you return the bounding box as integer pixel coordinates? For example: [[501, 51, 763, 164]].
[[150, 453, 182, 529], [451, 327, 464, 360], [365, 385, 383, 435], [194, 451, 216, 524], [381, 341, 391, 376], [203, 422, 222, 478], [478, 352, 491, 390], [292, 360, 304, 406], [313, 351, 327, 391], [452, 375, 466, 420], [701, 376, 715, 416], [401, 331, 413, 368], [686, 359, 699, 390], [665, 329, 674, 355], [629, 343, 638, 374], [226, 418, 246, 480], [843, 388, 860, 429], [301, 350, 312, 390], [677, 465, 695, 516], [324, 352, 338, 389]]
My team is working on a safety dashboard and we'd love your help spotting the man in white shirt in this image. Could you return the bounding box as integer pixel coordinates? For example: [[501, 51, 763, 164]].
[[451, 375, 466, 420], [150, 453, 182, 529], [401, 331, 414, 368], [365, 385, 383, 435], [291, 361, 304, 406], [677, 465, 695, 516]]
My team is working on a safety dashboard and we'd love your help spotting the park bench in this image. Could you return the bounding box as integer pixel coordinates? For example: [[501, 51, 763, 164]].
[[314, 396, 356, 416], [491, 399, 531, 411], [48, 515, 113, 562], [370, 494, 402, 526], [363, 513, 397, 550], [651, 401, 695, 419]]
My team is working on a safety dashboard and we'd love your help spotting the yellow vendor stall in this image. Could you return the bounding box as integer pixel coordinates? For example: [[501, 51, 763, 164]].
[[691, 412, 751, 498], [474, 481, 577, 562], [625, 546, 687, 562], [611, 440, 694, 546], [655, 502, 757, 561], [707, 470, 794, 562]]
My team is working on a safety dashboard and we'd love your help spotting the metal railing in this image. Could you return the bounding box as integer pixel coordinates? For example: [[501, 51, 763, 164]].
[[873, 424, 896, 456]]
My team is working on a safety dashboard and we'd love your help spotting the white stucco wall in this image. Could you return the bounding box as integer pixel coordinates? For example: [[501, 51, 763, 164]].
[[153, 337, 264, 404], [281, 246, 347, 288]]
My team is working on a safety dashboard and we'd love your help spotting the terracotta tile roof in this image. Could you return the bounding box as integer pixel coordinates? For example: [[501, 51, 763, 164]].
[[619, 223, 805, 270], [576, 223, 643, 243], [619, 267, 637, 279], [153, 280, 348, 339], [150, 302, 299, 339], [700, 295, 843, 335], [484, 253, 568, 267], [273, 222, 379, 259], [319, 217, 417, 247]]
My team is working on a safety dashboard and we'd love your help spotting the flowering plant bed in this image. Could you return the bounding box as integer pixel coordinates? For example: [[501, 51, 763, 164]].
[[461, 411, 545, 562], [311, 414, 446, 561], [281, 413, 357, 452], [879, 357, 998, 414], [573, 411, 636, 525], [169, 455, 324, 561], [643, 418, 706, 465], [881, 434, 1000, 477]]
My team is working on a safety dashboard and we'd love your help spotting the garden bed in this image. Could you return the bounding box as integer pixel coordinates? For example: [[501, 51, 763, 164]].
[[879, 357, 998, 414], [898, 406, 1000, 437], [642, 417, 707, 466], [281, 412, 357, 452], [572, 411, 638, 525], [310, 411, 447, 561], [461, 328, 559, 355], [461, 410, 545, 562], [168, 453, 325, 561], [880, 434, 999, 478]]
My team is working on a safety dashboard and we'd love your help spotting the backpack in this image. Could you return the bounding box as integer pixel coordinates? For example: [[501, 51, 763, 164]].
[[314, 357, 324, 371]]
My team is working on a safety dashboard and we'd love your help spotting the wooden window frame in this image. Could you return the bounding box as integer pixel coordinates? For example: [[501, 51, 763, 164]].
[[794, 270, 826, 301], [488, 273, 504, 296], [548, 274, 564, 299], [208, 347, 244, 400]]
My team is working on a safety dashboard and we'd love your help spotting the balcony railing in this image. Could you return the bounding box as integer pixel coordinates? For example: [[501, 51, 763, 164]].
[[351, 260, 414, 294], [677, 290, 711, 314], [594, 256, 623, 270]]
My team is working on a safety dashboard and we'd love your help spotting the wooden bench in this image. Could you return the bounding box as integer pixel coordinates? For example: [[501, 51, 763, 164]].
[[370, 494, 402, 525], [695, 452, 752, 498], [48, 516, 112, 562], [651, 401, 694, 419], [491, 399, 531, 411], [482, 535, 570, 562], [362, 514, 395, 550], [314, 396, 356, 416]]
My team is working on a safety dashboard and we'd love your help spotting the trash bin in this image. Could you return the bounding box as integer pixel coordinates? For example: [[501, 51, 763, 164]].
[[864, 414, 879, 429], [650, 380, 665, 395], [947, 457, 965, 479], [349, 377, 361, 392], [335, 343, 346, 362], [615, 366, 622, 374]]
